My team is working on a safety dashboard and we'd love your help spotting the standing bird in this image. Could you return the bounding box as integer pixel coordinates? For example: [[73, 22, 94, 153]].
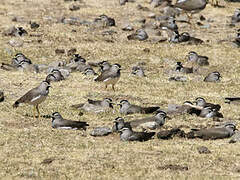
[[204, 71, 221, 82], [94, 63, 121, 91], [51, 112, 89, 130], [13, 81, 51, 119], [174, 0, 207, 23]]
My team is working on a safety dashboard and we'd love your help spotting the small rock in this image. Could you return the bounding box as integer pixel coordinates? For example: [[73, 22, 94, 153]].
[[30, 22, 40, 29], [9, 38, 24, 47], [136, 4, 150, 11], [122, 24, 134, 31], [148, 13, 156, 19], [169, 76, 187, 82], [0, 91, 4, 102], [55, 49, 65, 54], [67, 48, 77, 56], [41, 158, 55, 165], [90, 127, 112, 136], [158, 164, 188, 171], [199, 15, 206, 21], [69, 5, 80, 11], [197, 146, 211, 154]]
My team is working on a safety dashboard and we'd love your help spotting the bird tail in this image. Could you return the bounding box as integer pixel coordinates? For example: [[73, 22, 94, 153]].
[[143, 107, 160, 114], [13, 101, 20, 108], [70, 103, 84, 109]]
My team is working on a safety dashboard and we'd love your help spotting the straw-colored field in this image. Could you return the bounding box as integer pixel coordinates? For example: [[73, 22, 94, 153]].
[[0, 0, 240, 179]]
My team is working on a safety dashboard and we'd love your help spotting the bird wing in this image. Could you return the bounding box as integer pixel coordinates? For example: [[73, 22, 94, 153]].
[[58, 119, 89, 130], [129, 116, 155, 128], [142, 106, 160, 114], [129, 132, 155, 141], [95, 70, 118, 82], [195, 128, 229, 140], [87, 99, 102, 106], [16, 87, 40, 103]]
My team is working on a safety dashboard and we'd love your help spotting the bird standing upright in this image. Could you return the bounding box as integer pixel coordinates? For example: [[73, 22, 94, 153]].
[[94, 63, 121, 91], [174, 0, 207, 23], [13, 81, 51, 119]]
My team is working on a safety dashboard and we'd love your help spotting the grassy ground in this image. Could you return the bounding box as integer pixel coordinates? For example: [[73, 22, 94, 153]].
[[1, 0, 240, 179]]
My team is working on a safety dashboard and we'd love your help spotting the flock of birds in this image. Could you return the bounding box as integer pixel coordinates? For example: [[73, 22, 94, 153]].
[[1, 0, 240, 143]]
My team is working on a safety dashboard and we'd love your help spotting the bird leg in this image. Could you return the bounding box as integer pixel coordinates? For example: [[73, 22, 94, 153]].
[[36, 104, 40, 119], [32, 106, 36, 120], [112, 84, 115, 91], [185, 12, 193, 25]]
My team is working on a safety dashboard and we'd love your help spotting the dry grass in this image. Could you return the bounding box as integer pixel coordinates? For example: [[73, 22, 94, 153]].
[[1, 0, 240, 179]]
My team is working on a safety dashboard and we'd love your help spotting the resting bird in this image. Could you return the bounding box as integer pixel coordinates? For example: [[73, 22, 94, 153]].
[[118, 100, 160, 115], [187, 122, 236, 140], [51, 112, 89, 130], [119, 127, 155, 142]]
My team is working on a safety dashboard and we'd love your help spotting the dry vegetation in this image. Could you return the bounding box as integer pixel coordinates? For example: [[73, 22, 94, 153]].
[[0, 0, 240, 179]]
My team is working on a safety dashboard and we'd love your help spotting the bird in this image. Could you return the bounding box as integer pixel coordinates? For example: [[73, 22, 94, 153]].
[[119, 127, 155, 141], [71, 98, 114, 113], [173, 0, 207, 23], [131, 66, 146, 77], [229, 131, 240, 143], [167, 101, 200, 115], [83, 68, 97, 76], [127, 29, 148, 41], [178, 32, 204, 44], [198, 106, 223, 118], [51, 112, 89, 130], [51, 69, 65, 81], [94, 14, 115, 27], [187, 122, 236, 140], [129, 110, 167, 130], [66, 54, 89, 72], [112, 117, 131, 132], [90, 126, 112, 136], [160, 17, 178, 31], [194, 97, 221, 111], [94, 63, 121, 91], [118, 100, 160, 115], [0, 90, 4, 102], [13, 53, 32, 65], [233, 29, 240, 47], [16, 60, 39, 73], [13, 81, 51, 119], [175, 62, 193, 74], [46, 69, 64, 82], [231, 8, 240, 24], [157, 128, 186, 140], [98, 61, 111, 72], [204, 71, 221, 82], [187, 51, 209, 66], [225, 97, 240, 105]]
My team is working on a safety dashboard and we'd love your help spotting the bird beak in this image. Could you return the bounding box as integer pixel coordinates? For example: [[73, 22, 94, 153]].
[[166, 115, 171, 120]]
